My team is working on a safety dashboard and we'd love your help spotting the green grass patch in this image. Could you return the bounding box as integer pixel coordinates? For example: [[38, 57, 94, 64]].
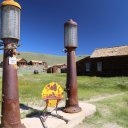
[[0, 73, 128, 126], [78, 76, 128, 100], [80, 93, 128, 128]]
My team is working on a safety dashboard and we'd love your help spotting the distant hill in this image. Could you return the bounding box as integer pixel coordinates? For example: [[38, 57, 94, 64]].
[[0, 52, 87, 66]]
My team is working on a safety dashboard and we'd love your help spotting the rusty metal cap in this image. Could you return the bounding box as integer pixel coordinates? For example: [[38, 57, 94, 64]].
[[65, 19, 77, 26], [1, 0, 21, 9]]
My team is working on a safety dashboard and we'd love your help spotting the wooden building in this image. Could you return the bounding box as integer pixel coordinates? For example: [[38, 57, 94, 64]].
[[28, 60, 48, 72], [77, 56, 91, 76], [28, 60, 44, 66], [28, 60, 47, 67], [77, 46, 128, 76], [47, 64, 67, 73], [17, 58, 27, 67]]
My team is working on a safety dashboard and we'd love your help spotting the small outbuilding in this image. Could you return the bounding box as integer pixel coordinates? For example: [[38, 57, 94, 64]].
[[17, 58, 27, 67], [28, 60, 48, 72], [47, 64, 67, 73]]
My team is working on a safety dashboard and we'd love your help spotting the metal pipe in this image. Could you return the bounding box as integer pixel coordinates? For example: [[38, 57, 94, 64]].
[[64, 47, 81, 113], [1, 39, 24, 128]]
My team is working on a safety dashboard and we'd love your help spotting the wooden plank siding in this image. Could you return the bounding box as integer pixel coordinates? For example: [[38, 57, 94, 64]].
[[77, 55, 128, 76]]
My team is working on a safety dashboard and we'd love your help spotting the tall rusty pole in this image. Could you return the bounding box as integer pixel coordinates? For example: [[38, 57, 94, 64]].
[[0, 0, 24, 127], [64, 19, 81, 113]]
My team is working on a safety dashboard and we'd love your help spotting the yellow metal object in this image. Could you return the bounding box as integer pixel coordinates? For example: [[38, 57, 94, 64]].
[[1, 0, 21, 9], [42, 82, 64, 107], [47, 100, 58, 107]]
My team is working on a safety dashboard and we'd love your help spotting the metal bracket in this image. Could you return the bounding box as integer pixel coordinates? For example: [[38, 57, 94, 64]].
[[40, 99, 69, 128], [0, 43, 22, 56], [0, 43, 22, 50]]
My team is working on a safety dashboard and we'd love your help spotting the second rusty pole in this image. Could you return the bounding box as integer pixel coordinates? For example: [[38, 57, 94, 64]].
[[64, 19, 81, 113]]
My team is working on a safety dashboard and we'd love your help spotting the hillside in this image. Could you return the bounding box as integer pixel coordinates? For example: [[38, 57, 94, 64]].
[[0, 52, 86, 66]]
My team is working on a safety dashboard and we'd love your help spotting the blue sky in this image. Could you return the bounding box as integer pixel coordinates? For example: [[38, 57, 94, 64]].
[[1, 0, 128, 55]]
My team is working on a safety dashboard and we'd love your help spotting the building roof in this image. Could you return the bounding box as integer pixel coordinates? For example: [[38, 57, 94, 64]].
[[54, 64, 66, 66], [17, 58, 27, 62], [48, 63, 67, 69], [29, 60, 43, 63], [91, 45, 128, 58]]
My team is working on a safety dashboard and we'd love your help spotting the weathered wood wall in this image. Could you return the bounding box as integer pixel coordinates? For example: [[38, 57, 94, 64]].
[[77, 55, 128, 76]]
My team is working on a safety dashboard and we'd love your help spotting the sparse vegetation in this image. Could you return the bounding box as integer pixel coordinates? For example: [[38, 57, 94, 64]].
[[78, 76, 128, 100], [0, 71, 127, 127], [16, 74, 128, 103], [76, 93, 128, 128]]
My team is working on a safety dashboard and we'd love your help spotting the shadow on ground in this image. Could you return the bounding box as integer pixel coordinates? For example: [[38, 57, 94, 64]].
[[20, 103, 69, 128]]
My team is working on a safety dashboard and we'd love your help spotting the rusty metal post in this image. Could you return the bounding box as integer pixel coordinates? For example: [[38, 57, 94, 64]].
[[0, 0, 24, 127], [1, 40, 24, 128], [64, 47, 81, 113], [64, 19, 81, 113]]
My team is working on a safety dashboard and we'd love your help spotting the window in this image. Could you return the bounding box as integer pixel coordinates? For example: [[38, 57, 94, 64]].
[[97, 62, 102, 72], [85, 63, 91, 72]]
